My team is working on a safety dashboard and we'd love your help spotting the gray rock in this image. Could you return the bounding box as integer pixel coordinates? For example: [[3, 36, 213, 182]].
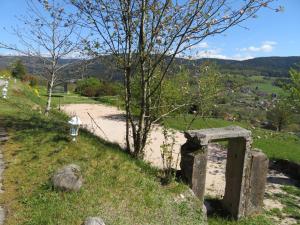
[[82, 217, 105, 225], [52, 164, 83, 191]]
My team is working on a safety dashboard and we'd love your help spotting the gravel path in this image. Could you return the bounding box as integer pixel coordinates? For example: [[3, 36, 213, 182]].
[[62, 103, 186, 169], [62, 104, 225, 196]]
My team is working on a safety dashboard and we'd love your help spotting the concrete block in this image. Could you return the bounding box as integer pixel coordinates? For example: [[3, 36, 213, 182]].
[[245, 150, 268, 216]]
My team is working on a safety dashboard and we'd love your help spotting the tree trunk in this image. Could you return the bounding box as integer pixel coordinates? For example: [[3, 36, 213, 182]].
[[133, 0, 147, 159], [124, 0, 133, 154], [278, 118, 282, 132], [124, 67, 132, 153], [45, 78, 54, 116]]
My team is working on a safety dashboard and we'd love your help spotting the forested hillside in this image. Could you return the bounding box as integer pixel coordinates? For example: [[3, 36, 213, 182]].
[[1, 55, 299, 81]]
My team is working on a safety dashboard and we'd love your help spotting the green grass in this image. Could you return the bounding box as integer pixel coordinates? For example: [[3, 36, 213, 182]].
[[97, 96, 124, 108], [253, 131, 300, 163], [269, 185, 300, 222], [248, 77, 286, 96], [0, 80, 206, 225], [1, 124, 203, 225], [164, 116, 243, 130], [38, 87, 99, 106], [251, 82, 286, 96], [37, 86, 124, 109], [207, 215, 272, 225]]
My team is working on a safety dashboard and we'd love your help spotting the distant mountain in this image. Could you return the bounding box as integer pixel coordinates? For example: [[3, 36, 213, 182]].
[[0, 55, 299, 81], [175, 56, 300, 77], [0, 55, 121, 81]]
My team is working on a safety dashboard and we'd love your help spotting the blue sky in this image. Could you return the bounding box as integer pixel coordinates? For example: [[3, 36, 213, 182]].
[[0, 0, 299, 60]]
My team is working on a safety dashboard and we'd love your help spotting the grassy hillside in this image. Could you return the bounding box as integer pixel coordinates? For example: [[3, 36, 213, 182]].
[[0, 81, 205, 225], [1, 55, 299, 81], [1, 81, 298, 224], [248, 76, 287, 96]]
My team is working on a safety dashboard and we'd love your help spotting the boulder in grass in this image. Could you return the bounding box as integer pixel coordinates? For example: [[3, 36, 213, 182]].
[[52, 164, 83, 191], [82, 217, 105, 225]]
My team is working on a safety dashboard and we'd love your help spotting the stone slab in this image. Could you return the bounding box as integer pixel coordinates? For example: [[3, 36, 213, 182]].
[[185, 126, 251, 145], [245, 150, 269, 216]]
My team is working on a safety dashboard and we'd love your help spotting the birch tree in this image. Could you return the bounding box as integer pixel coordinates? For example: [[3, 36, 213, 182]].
[[71, 0, 281, 159], [0, 0, 82, 115]]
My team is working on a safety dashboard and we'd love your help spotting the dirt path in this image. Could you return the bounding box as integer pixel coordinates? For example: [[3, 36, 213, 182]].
[[62, 103, 185, 168], [62, 103, 299, 224], [62, 104, 225, 196]]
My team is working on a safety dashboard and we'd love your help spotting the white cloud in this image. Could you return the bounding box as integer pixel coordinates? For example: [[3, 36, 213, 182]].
[[186, 48, 253, 61], [190, 42, 209, 49], [240, 41, 277, 53], [231, 54, 254, 61], [193, 48, 228, 59], [0, 51, 27, 57]]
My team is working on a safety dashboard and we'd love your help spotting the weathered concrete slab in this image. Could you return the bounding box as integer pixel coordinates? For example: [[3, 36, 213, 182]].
[[185, 126, 251, 145], [180, 147, 208, 200], [223, 137, 249, 218], [245, 150, 269, 216]]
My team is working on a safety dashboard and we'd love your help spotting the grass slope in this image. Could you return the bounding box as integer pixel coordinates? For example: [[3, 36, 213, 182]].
[[1, 81, 296, 225], [0, 81, 204, 225], [248, 76, 286, 96]]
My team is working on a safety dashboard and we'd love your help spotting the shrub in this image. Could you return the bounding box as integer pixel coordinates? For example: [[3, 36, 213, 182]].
[[11, 60, 27, 80], [98, 81, 121, 96], [267, 100, 292, 131], [0, 69, 11, 79], [21, 74, 38, 87], [75, 77, 102, 97], [75, 78, 121, 97]]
